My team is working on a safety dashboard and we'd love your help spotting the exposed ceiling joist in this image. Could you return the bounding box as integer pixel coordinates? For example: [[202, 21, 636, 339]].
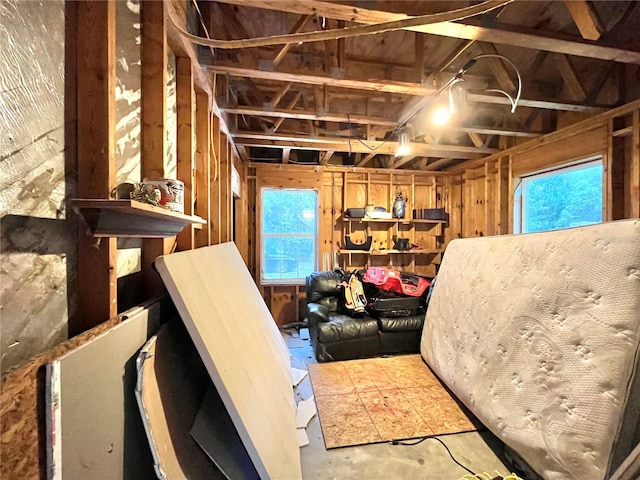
[[223, 105, 543, 137], [563, 0, 604, 41], [208, 65, 605, 113], [273, 15, 313, 67], [214, 0, 640, 64], [423, 157, 457, 171], [356, 152, 377, 167], [233, 132, 498, 159], [555, 54, 587, 102]]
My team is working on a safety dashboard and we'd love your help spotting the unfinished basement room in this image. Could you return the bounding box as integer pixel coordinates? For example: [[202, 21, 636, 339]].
[[2, 1, 640, 479]]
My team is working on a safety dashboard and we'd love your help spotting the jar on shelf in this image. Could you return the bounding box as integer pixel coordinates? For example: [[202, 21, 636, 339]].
[[393, 191, 406, 219]]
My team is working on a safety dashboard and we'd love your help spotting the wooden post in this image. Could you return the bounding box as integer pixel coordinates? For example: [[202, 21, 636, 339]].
[[74, 0, 117, 336], [220, 134, 230, 242], [194, 92, 211, 247], [210, 115, 222, 244], [631, 109, 640, 218], [141, 0, 172, 297], [176, 57, 195, 250]]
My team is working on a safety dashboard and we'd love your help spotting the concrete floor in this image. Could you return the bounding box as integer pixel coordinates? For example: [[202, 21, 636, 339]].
[[285, 330, 513, 480]]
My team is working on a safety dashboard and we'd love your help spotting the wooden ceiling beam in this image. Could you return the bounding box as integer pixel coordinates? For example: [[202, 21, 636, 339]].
[[563, 0, 604, 41], [233, 132, 497, 158], [222, 105, 545, 136], [319, 150, 335, 164], [215, 0, 640, 64], [415, 33, 426, 83], [273, 15, 313, 67], [586, 60, 615, 103], [555, 54, 587, 101], [356, 152, 377, 167], [423, 157, 456, 171], [477, 43, 516, 93], [235, 145, 250, 162], [393, 155, 419, 169], [273, 91, 302, 132], [209, 65, 605, 112], [468, 131, 485, 148], [269, 81, 292, 108]]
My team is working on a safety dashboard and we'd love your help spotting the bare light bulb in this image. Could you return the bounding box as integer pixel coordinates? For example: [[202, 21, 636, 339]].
[[431, 106, 451, 126], [395, 130, 411, 157]]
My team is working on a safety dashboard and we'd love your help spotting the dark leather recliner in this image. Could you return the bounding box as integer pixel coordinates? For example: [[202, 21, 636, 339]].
[[306, 271, 426, 362]]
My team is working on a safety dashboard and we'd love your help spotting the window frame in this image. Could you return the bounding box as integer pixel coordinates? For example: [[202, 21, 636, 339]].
[[259, 186, 319, 285], [514, 157, 603, 234]]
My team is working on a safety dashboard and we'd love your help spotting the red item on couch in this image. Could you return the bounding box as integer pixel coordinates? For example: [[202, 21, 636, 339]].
[[362, 267, 431, 296]]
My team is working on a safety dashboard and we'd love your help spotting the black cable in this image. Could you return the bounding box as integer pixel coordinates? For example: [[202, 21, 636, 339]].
[[391, 435, 476, 475]]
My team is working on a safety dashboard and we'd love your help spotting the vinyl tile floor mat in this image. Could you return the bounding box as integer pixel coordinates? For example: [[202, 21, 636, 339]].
[[307, 354, 480, 449]]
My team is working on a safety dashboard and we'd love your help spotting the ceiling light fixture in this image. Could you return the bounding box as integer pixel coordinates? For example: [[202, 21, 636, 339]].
[[397, 53, 522, 132], [395, 129, 412, 157]]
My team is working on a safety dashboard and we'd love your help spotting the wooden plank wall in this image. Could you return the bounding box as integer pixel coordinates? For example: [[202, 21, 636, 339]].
[[249, 164, 456, 326], [449, 100, 640, 240]]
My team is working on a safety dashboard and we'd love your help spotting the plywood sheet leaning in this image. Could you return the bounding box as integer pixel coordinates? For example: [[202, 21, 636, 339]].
[[45, 298, 168, 480], [155, 242, 302, 480], [135, 320, 231, 480]]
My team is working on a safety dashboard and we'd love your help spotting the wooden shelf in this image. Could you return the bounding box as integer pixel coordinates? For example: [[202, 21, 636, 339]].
[[343, 217, 445, 225], [71, 199, 206, 238], [338, 249, 441, 255]]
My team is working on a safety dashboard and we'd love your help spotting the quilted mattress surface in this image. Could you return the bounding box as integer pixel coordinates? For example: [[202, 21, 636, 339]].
[[421, 220, 640, 480]]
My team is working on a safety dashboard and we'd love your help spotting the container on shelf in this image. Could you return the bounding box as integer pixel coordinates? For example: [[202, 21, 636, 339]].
[[141, 178, 184, 213]]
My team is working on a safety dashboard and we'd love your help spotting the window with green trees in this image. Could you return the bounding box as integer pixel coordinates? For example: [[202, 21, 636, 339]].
[[260, 187, 318, 283], [515, 160, 603, 234]]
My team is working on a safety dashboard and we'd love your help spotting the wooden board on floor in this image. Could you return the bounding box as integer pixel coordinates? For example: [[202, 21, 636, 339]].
[[155, 242, 301, 480], [308, 355, 479, 449], [46, 297, 169, 479]]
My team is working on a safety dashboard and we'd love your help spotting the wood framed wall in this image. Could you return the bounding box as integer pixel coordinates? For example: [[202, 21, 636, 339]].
[[1, 2, 250, 477], [448, 99, 640, 240], [71, 0, 249, 332], [248, 164, 456, 325]]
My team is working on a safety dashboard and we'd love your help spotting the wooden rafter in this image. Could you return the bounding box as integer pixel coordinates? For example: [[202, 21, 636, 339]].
[[223, 106, 544, 137], [273, 91, 301, 132], [468, 131, 485, 148], [214, 0, 640, 64], [233, 132, 498, 158], [273, 15, 313, 67], [393, 155, 419, 169], [555, 54, 587, 102], [423, 157, 455, 171], [319, 150, 335, 164], [208, 65, 605, 112], [564, 0, 604, 41], [586, 60, 615, 104], [356, 152, 377, 167], [478, 43, 516, 93], [269, 81, 292, 108]]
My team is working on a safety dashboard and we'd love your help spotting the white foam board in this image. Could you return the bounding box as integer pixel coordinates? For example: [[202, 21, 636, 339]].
[[155, 242, 301, 480]]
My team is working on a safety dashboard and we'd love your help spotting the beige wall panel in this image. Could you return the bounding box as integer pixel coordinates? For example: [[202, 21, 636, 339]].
[[345, 182, 368, 210], [269, 286, 296, 326], [442, 175, 463, 248], [368, 183, 391, 209], [511, 126, 608, 177]]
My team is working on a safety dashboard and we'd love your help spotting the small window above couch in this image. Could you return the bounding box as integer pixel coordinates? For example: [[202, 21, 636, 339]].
[[260, 187, 318, 284]]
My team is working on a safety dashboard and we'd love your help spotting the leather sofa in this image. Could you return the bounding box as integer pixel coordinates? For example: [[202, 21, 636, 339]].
[[306, 270, 425, 362]]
